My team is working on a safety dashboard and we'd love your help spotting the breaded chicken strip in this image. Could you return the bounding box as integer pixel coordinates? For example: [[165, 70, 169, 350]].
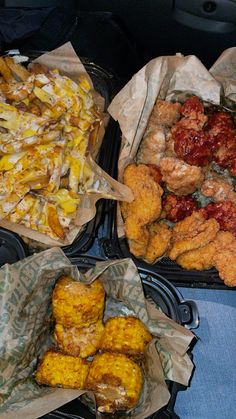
[[176, 239, 217, 270], [35, 350, 89, 389], [52, 276, 105, 328], [100, 316, 152, 358], [85, 352, 143, 413], [176, 230, 236, 286], [169, 211, 219, 260], [54, 320, 104, 358], [145, 221, 172, 263], [160, 157, 204, 195], [121, 164, 163, 258], [212, 231, 236, 287]]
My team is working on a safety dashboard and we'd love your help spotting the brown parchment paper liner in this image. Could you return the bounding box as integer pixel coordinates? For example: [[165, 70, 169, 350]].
[[108, 49, 236, 237], [0, 43, 132, 247], [0, 249, 195, 419]]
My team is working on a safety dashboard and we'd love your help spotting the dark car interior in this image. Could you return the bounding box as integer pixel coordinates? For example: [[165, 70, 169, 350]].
[[1, 0, 236, 79]]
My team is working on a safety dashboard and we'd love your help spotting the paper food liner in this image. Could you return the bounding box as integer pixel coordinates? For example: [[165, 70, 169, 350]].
[[0, 248, 195, 419], [0, 43, 132, 247], [108, 48, 236, 237]]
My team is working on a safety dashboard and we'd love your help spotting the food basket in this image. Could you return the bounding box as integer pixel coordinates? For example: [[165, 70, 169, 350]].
[[0, 49, 123, 260], [38, 256, 198, 419]]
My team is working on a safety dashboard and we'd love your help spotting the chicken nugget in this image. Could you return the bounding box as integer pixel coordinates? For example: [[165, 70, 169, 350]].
[[35, 350, 89, 389], [54, 320, 104, 358], [100, 316, 152, 358], [212, 231, 236, 287], [85, 352, 143, 413], [52, 276, 105, 328], [145, 221, 172, 264]]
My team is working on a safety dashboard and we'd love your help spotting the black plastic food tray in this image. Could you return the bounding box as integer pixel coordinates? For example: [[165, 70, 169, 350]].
[[86, 125, 235, 290], [40, 256, 198, 419]]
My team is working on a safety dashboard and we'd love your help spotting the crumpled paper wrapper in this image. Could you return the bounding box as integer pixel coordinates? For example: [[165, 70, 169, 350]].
[[0, 43, 133, 247], [108, 48, 236, 236], [0, 248, 195, 419]]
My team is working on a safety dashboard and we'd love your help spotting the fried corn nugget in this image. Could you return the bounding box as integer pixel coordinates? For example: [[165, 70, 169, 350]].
[[52, 276, 105, 328], [169, 212, 219, 260], [54, 320, 104, 358], [85, 352, 143, 413], [145, 221, 172, 264], [100, 316, 152, 358], [35, 350, 89, 389]]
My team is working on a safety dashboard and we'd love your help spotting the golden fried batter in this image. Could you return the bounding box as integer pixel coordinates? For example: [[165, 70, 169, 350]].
[[121, 164, 163, 258], [145, 221, 172, 264], [52, 276, 105, 328], [212, 231, 236, 287], [85, 352, 143, 413], [160, 157, 204, 195], [54, 320, 104, 358], [35, 350, 89, 389], [148, 100, 181, 128], [169, 212, 219, 260], [100, 316, 152, 358], [176, 240, 216, 270], [201, 175, 236, 205]]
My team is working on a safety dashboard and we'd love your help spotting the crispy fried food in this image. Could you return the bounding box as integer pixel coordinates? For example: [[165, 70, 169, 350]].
[[176, 240, 216, 270], [177, 230, 236, 286], [162, 193, 198, 222], [201, 175, 236, 205], [145, 221, 172, 263], [85, 352, 143, 413], [0, 57, 101, 240], [4, 57, 30, 81], [54, 320, 104, 358], [100, 316, 152, 358], [121, 164, 163, 258], [137, 100, 181, 165], [169, 211, 219, 260], [149, 99, 181, 127], [35, 350, 89, 388], [159, 157, 204, 195], [52, 276, 105, 328], [212, 232, 236, 287]]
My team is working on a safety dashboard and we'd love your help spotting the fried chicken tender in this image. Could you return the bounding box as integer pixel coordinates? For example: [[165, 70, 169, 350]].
[[201, 175, 236, 205], [121, 164, 163, 258], [85, 352, 143, 413], [210, 231, 236, 287], [145, 221, 172, 263], [35, 350, 89, 389], [54, 320, 104, 358], [100, 317, 152, 358], [137, 100, 181, 165], [52, 276, 105, 328], [169, 211, 219, 260], [176, 230, 236, 286], [176, 240, 217, 270], [160, 157, 204, 195]]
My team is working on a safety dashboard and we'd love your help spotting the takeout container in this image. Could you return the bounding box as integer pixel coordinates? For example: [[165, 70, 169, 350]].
[[0, 46, 124, 258], [98, 49, 236, 291], [0, 249, 198, 419], [40, 258, 199, 419]]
